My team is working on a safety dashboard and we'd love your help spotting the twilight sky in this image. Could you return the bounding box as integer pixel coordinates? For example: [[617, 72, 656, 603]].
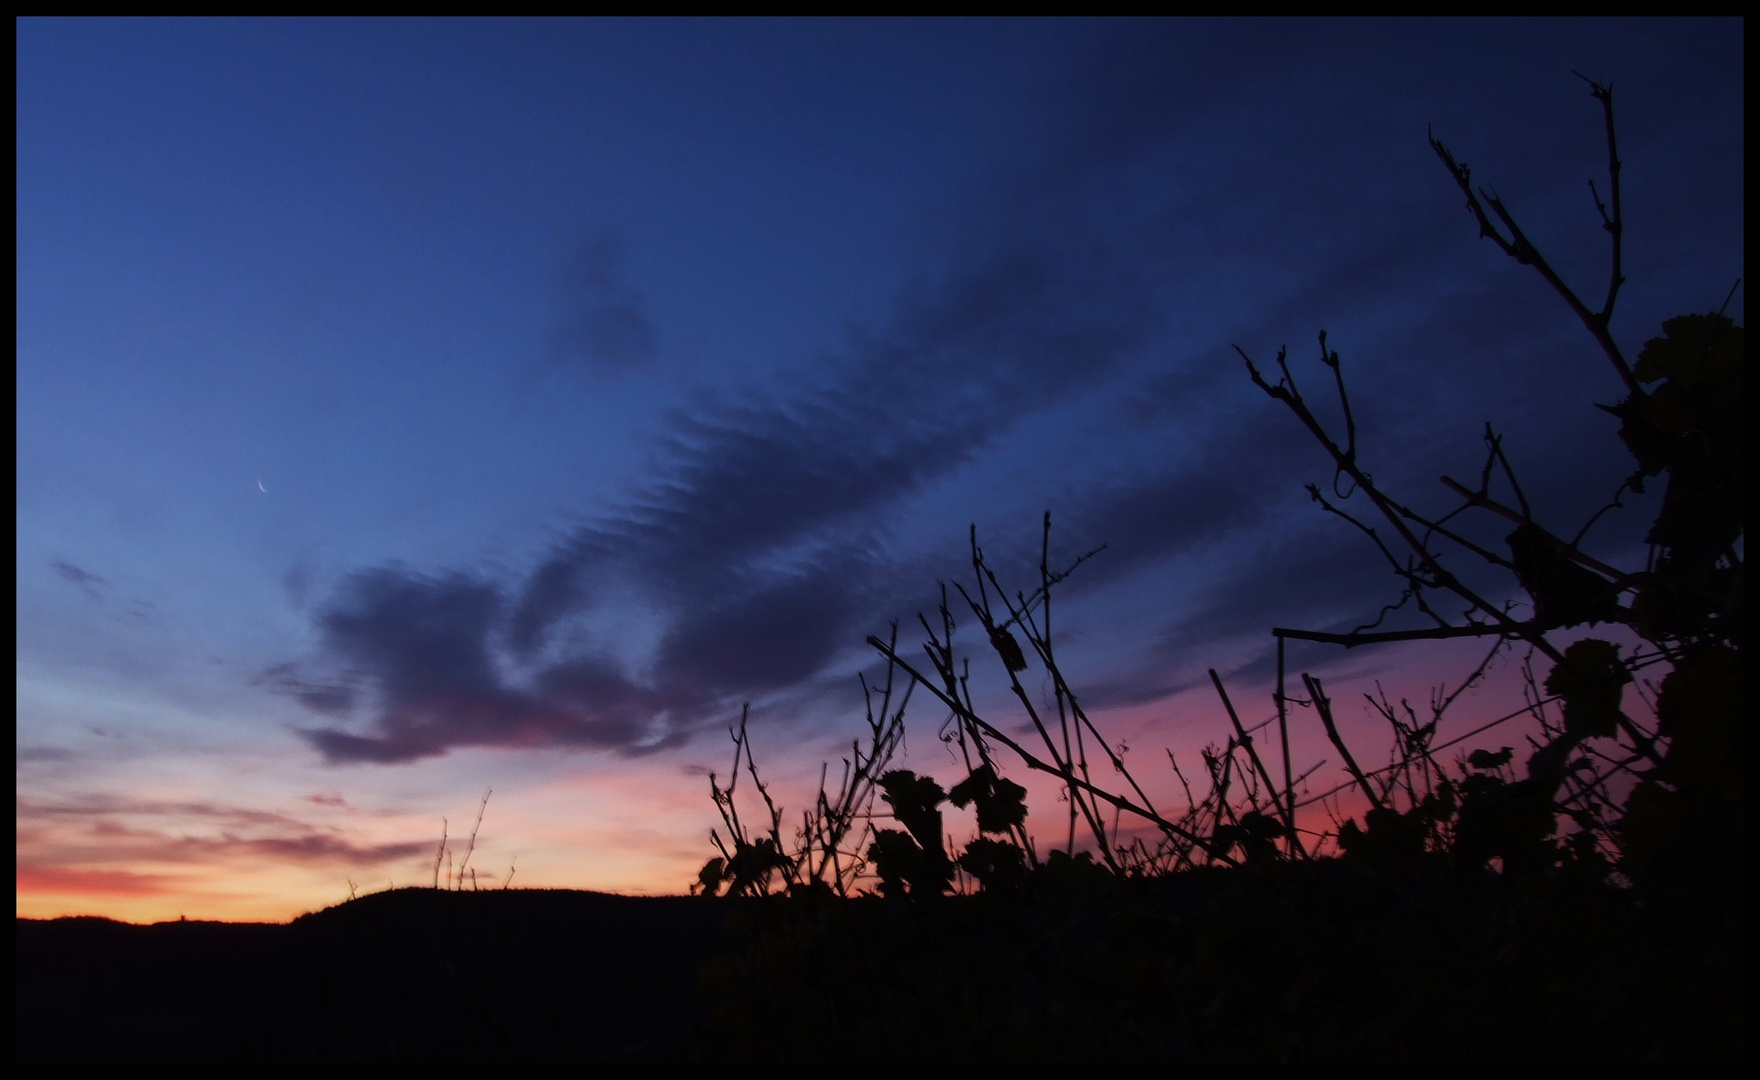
[[17, 18, 1743, 921]]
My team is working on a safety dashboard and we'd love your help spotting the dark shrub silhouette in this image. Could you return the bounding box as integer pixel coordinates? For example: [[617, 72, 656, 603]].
[[695, 80, 1742, 1061]]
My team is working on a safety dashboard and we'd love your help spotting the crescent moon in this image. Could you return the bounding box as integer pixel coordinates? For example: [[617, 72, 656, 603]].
[[257, 479, 268, 494]]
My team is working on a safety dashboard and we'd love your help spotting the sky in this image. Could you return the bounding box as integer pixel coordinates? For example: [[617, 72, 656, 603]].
[[17, 18, 1744, 922]]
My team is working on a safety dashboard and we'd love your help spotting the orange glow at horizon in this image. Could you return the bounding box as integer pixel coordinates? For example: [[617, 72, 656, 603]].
[[18, 634, 1623, 925]]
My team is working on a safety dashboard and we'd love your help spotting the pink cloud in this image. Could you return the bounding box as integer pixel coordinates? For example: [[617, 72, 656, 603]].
[[17, 864, 177, 898]]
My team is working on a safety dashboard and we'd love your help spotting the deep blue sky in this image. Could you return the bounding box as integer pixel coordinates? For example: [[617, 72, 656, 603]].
[[17, 18, 1743, 917]]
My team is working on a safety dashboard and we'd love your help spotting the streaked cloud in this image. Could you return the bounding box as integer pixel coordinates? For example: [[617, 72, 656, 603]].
[[549, 237, 659, 377]]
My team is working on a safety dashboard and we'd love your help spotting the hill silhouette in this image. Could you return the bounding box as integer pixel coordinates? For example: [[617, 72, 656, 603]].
[[17, 888, 741, 1063], [17, 866, 1742, 1062]]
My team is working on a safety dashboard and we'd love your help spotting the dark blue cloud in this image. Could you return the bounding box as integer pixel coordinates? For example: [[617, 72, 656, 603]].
[[485, 220, 1179, 722], [50, 559, 108, 595], [294, 567, 690, 764], [290, 212, 1177, 762], [256, 663, 356, 716], [549, 237, 658, 376], [275, 20, 1741, 765]]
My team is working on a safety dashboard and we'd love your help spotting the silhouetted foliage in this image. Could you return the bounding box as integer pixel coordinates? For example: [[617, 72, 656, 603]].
[[694, 80, 1742, 1062], [948, 764, 1029, 837]]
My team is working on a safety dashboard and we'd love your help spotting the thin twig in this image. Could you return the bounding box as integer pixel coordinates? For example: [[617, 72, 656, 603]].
[[1210, 669, 1301, 850], [1303, 673, 1384, 813], [455, 789, 491, 888]]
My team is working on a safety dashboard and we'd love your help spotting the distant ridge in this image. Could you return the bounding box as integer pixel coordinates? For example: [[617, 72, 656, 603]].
[[18, 888, 740, 1063]]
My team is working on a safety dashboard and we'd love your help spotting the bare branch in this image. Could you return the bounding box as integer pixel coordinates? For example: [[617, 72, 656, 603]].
[[1439, 475, 1630, 581], [1304, 673, 1386, 814], [1276, 622, 1518, 648], [1210, 669, 1302, 853], [869, 634, 1238, 865], [1572, 73, 1625, 321], [1429, 111, 1642, 397]]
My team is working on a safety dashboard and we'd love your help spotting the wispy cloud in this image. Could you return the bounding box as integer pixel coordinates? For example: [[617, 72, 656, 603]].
[[549, 236, 659, 377], [289, 567, 687, 763], [17, 746, 76, 762], [287, 176, 1184, 763], [16, 865, 179, 898], [17, 795, 435, 871], [269, 22, 1735, 768], [50, 558, 108, 597]]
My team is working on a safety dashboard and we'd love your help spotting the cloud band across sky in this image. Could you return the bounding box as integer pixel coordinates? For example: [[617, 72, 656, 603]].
[[18, 20, 1742, 918]]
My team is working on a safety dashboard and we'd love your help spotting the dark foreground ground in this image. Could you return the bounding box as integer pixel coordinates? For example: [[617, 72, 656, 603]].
[[16, 864, 1746, 1062], [18, 889, 736, 1062]]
